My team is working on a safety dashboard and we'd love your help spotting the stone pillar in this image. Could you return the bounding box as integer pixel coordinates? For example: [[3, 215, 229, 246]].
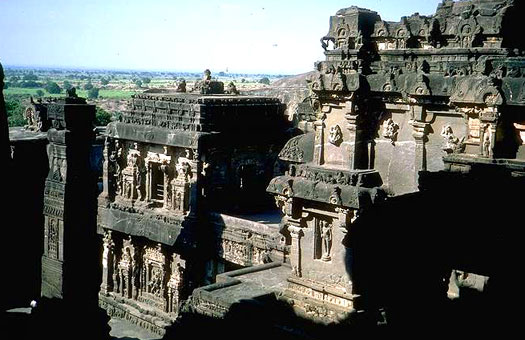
[[99, 137, 113, 205], [287, 219, 304, 277], [344, 98, 367, 169], [313, 115, 325, 165], [100, 230, 115, 295], [35, 95, 110, 339], [412, 121, 430, 177], [146, 161, 152, 201], [161, 162, 170, 209], [410, 101, 430, 184]]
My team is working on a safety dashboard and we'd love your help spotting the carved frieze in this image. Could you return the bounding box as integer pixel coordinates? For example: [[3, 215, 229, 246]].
[[45, 217, 60, 260], [285, 279, 353, 313]]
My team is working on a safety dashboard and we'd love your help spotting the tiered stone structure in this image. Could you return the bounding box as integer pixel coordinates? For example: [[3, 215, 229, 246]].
[[266, 0, 525, 323], [3, 1, 524, 338], [96, 74, 288, 335], [181, 0, 525, 336]]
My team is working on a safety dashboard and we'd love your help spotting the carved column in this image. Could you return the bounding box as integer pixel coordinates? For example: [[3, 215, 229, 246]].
[[112, 243, 121, 294], [412, 121, 430, 173], [99, 137, 113, 205], [132, 243, 141, 300], [410, 101, 430, 184], [287, 219, 304, 277], [146, 162, 152, 201], [100, 230, 115, 295], [313, 114, 325, 165], [37, 96, 110, 339], [161, 162, 170, 209], [344, 98, 367, 169]]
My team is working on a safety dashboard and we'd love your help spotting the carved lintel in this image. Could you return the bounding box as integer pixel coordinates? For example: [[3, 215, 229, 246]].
[[479, 107, 500, 123]]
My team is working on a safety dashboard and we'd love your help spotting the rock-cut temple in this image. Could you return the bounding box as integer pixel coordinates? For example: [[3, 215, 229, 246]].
[[2, 0, 525, 338]]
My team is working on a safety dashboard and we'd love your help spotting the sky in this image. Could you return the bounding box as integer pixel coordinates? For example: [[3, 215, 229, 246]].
[[0, 0, 442, 74]]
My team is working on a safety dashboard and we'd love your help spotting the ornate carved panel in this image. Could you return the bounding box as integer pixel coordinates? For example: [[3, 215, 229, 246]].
[[44, 216, 61, 260], [140, 244, 168, 312]]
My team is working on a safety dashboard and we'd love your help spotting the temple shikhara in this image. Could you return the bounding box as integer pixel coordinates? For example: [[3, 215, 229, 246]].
[[2, 0, 524, 339]]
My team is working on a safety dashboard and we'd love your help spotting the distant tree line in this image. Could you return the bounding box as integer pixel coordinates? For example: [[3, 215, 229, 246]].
[[4, 95, 26, 127]]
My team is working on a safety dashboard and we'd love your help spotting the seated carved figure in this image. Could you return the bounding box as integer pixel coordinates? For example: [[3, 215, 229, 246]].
[[176, 79, 187, 93], [192, 69, 224, 94], [226, 81, 239, 95]]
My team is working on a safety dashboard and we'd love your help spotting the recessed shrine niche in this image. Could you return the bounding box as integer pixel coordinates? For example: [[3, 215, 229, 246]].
[[145, 146, 172, 208]]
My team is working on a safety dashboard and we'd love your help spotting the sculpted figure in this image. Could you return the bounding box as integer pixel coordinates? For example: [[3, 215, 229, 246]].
[[176, 79, 186, 93], [321, 221, 332, 261], [482, 124, 492, 157], [328, 125, 343, 146], [441, 125, 465, 154], [383, 118, 399, 145], [202, 69, 212, 82], [67, 87, 78, 98], [226, 82, 239, 95]]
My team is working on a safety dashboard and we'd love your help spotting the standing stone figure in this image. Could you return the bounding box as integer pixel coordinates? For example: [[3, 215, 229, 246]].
[[483, 124, 492, 157], [321, 221, 332, 261]]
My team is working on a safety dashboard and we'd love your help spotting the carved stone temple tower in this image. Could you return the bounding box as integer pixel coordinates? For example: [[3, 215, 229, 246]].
[[96, 74, 287, 335], [176, 2, 525, 336], [36, 93, 111, 339], [267, 0, 525, 330], [266, 7, 388, 321]]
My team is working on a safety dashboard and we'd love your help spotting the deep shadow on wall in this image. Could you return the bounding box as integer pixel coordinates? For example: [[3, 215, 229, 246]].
[[165, 166, 523, 339], [4, 130, 49, 310], [346, 166, 523, 335]]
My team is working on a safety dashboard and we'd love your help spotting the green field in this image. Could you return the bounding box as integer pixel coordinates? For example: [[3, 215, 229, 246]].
[[3, 66, 289, 127], [4, 87, 136, 100]]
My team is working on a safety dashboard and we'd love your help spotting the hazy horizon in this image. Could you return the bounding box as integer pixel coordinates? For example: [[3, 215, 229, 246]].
[[1, 0, 442, 75]]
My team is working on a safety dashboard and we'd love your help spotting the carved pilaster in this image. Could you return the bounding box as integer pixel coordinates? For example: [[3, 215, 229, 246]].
[[161, 163, 170, 209], [411, 120, 430, 180], [100, 230, 115, 295], [344, 98, 367, 170], [99, 137, 112, 203], [313, 116, 325, 165], [146, 162, 152, 201], [167, 254, 185, 315], [287, 220, 304, 277]]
